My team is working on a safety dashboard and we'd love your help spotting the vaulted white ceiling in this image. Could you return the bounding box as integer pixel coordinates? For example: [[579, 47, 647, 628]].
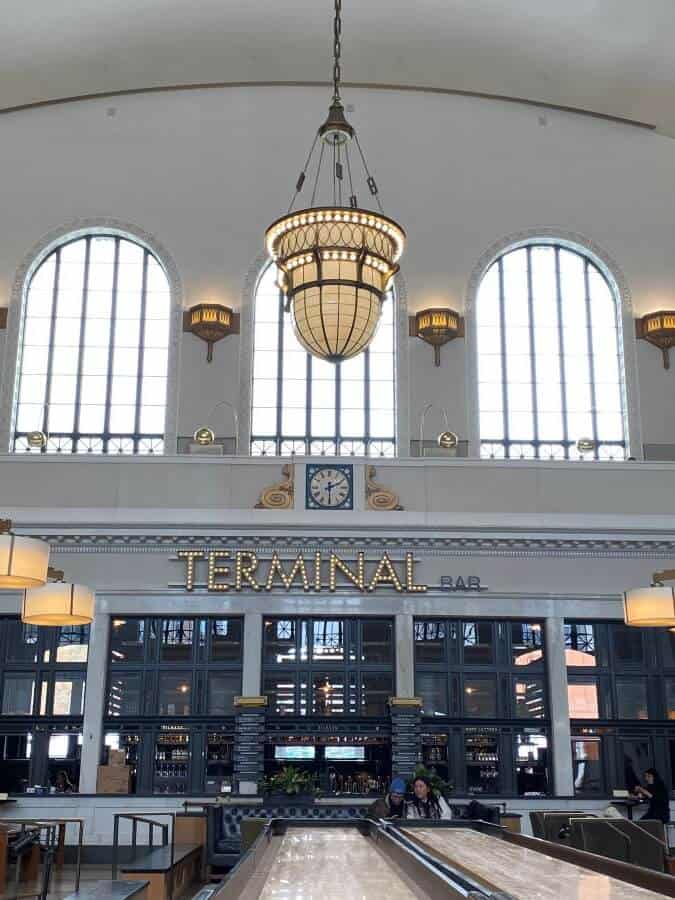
[[2, 0, 675, 135]]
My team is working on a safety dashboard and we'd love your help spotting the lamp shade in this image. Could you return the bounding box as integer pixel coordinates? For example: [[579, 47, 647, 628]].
[[0, 533, 50, 589], [623, 586, 675, 627], [22, 582, 94, 626], [266, 207, 405, 362]]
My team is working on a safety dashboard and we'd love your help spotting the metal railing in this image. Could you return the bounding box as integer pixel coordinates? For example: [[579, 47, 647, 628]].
[[112, 812, 176, 899]]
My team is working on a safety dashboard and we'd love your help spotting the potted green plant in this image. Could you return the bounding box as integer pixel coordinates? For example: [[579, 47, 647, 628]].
[[259, 766, 317, 805]]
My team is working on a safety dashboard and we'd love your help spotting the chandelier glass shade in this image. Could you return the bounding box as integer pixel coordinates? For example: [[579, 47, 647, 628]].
[[0, 528, 50, 589], [623, 586, 675, 628], [264, 0, 406, 363], [22, 580, 94, 626], [266, 208, 404, 360]]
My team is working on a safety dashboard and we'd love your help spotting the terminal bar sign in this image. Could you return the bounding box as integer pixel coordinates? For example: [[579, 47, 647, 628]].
[[175, 549, 428, 594]]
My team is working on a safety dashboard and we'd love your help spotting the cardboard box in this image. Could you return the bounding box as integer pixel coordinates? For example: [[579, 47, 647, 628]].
[[108, 749, 127, 767], [97, 765, 131, 794]]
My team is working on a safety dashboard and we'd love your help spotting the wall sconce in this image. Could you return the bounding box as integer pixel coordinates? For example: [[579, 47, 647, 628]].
[[184, 303, 239, 362], [409, 307, 464, 366], [636, 311, 675, 369]]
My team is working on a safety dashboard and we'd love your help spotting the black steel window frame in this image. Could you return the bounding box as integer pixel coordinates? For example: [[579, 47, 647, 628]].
[[478, 243, 627, 461], [0, 618, 89, 793], [566, 620, 675, 797], [104, 616, 242, 795], [261, 616, 395, 718], [414, 618, 550, 798], [13, 234, 167, 455], [251, 271, 396, 458]]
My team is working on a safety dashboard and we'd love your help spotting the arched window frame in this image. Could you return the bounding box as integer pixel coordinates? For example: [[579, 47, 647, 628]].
[[0, 219, 183, 454], [465, 230, 642, 460], [240, 255, 409, 457]]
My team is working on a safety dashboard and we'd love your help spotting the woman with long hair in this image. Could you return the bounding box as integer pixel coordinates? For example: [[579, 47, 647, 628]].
[[405, 775, 452, 820]]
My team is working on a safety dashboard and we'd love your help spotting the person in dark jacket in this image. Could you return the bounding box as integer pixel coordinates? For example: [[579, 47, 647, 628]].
[[367, 777, 407, 819], [634, 768, 671, 823]]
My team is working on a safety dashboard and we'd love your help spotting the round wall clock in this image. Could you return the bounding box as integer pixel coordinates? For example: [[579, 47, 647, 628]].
[[306, 464, 354, 510]]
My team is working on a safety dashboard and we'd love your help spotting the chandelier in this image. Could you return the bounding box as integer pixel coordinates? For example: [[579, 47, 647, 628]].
[[265, 0, 405, 363]]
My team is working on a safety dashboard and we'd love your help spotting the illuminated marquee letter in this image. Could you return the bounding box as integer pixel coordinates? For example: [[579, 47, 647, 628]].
[[329, 552, 365, 592], [314, 552, 322, 592], [177, 550, 205, 591], [405, 553, 427, 593], [235, 550, 261, 591], [367, 552, 404, 592], [208, 551, 231, 592], [265, 552, 311, 591]]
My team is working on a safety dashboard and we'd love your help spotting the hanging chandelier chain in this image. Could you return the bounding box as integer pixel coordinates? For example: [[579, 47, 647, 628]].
[[333, 0, 342, 101]]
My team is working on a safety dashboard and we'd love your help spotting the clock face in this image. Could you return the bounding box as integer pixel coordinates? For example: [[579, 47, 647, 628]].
[[306, 464, 353, 510]]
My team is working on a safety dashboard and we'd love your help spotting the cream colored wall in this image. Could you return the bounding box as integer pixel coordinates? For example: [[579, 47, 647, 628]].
[[0, 85, 674, 451]]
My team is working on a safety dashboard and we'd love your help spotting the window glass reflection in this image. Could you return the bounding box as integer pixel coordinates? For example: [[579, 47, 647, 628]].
[[463, 622, 493, 665], [512, 623, 543, 666], [565, 623, 597, 667], [568, 679, 600, 719]]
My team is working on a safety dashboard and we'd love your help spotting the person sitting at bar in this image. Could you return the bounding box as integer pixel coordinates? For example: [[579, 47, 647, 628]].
[[406, 775, 452, 820], [367, 777, 407, 819], [54, 770, 74, 793], [633, 768, 671, 823]]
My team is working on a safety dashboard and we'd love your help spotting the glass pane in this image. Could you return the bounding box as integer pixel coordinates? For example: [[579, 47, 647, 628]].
[[465, 728, 500, 794], [515, 730, 549, 795], [56, 626, 89, 663], [565, 623, 597, 666], [612, 625, 644, 667], [360, 673, 393, 716], [572, 737, 603, 794], [157, 673, 192, 716], [2, 675, 35, 715], [312, 673, 346, 715], [4, 622, 39, 663], [463, 622, 493, 665], [417, 672, 448, 717], [210, 619, 242, 663], [107, 673, 142, 717], [515, 678, 545, 718], [360, 620, 392, 664], [110, 619, 145, 663], [53, 672, 86, 715], [312, 620, 344, 662], [0, 734, 32, 794], [666, 679, 675, 720], [264, 619, 297, 664], [616, 679, 649, 719], [463, 678, 497, 717], [264, 674, 296, 716], [511, 623, 543, 666], [414, 620, 446, 664], [207, 674, 240, 715], [568, 680, 599, 719], [47, 733, 81, 793], [620, 739, 652, 793], [160, 619, 194, 663]]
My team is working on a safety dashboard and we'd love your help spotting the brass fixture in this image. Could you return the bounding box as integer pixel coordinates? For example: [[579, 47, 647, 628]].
[[184, 304, 239, 362], [409, 308, 464, 366]]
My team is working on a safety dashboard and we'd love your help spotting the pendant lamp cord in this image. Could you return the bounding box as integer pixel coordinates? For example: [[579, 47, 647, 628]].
[[333, 0, 342, 102]]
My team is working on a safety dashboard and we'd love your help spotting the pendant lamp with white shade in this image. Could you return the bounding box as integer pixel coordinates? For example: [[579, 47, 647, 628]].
[[0, 518, 50, 589], [623, 569, 675, 628], [22, 568, 94, 626]]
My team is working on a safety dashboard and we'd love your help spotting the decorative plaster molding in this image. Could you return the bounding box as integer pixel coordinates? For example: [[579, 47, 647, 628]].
[[0, 217, 184, 452], [365, 466, 403, 511], [255, 464, 295, 509], [463, 227, 643, 459], [41, 531, 675, 559]]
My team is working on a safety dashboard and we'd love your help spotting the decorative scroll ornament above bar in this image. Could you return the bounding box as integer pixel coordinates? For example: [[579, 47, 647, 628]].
[[255, 464, 295, 509], [365, 466, 403, 511]]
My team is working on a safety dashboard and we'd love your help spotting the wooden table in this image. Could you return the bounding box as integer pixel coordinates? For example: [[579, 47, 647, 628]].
[[0, 817, 85, 892]]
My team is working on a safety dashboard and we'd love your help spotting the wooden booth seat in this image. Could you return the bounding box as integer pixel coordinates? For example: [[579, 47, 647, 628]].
[[119, 844, 202, 900]]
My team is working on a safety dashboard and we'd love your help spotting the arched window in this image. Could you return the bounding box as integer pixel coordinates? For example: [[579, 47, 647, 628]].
[[13, 233, 171, 454], [476, 243, 626, 460], [251, 263, 396, 456]]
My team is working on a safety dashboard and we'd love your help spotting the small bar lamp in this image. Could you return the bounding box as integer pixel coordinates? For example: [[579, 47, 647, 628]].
[[184, 304, 239, 362], [409, 308, 464, 366], [636, 311, 675, 369], [624, 569, 675, 628]]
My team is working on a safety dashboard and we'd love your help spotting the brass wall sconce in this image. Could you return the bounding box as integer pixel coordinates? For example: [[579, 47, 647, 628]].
[[636, 311, 675, 369], [409, 307, 464, 366], [184, 303, 239, 362]]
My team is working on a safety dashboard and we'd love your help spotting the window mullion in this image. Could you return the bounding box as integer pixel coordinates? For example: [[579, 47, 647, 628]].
[[275, 285, 284, 453], [526, 247, 539, 455], [335, 361, 341, 452], [583, 260, 600, 457], [364, 348, 371, 451], [497, 259, 509, 455], [71, 237, 92, 452], [554, 247, 569, 457], [305, 352, 312, 454], [102, 238, 121, 454]]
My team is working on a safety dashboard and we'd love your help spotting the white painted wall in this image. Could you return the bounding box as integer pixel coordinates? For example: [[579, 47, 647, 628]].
[[0, 86, 674, 451]]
